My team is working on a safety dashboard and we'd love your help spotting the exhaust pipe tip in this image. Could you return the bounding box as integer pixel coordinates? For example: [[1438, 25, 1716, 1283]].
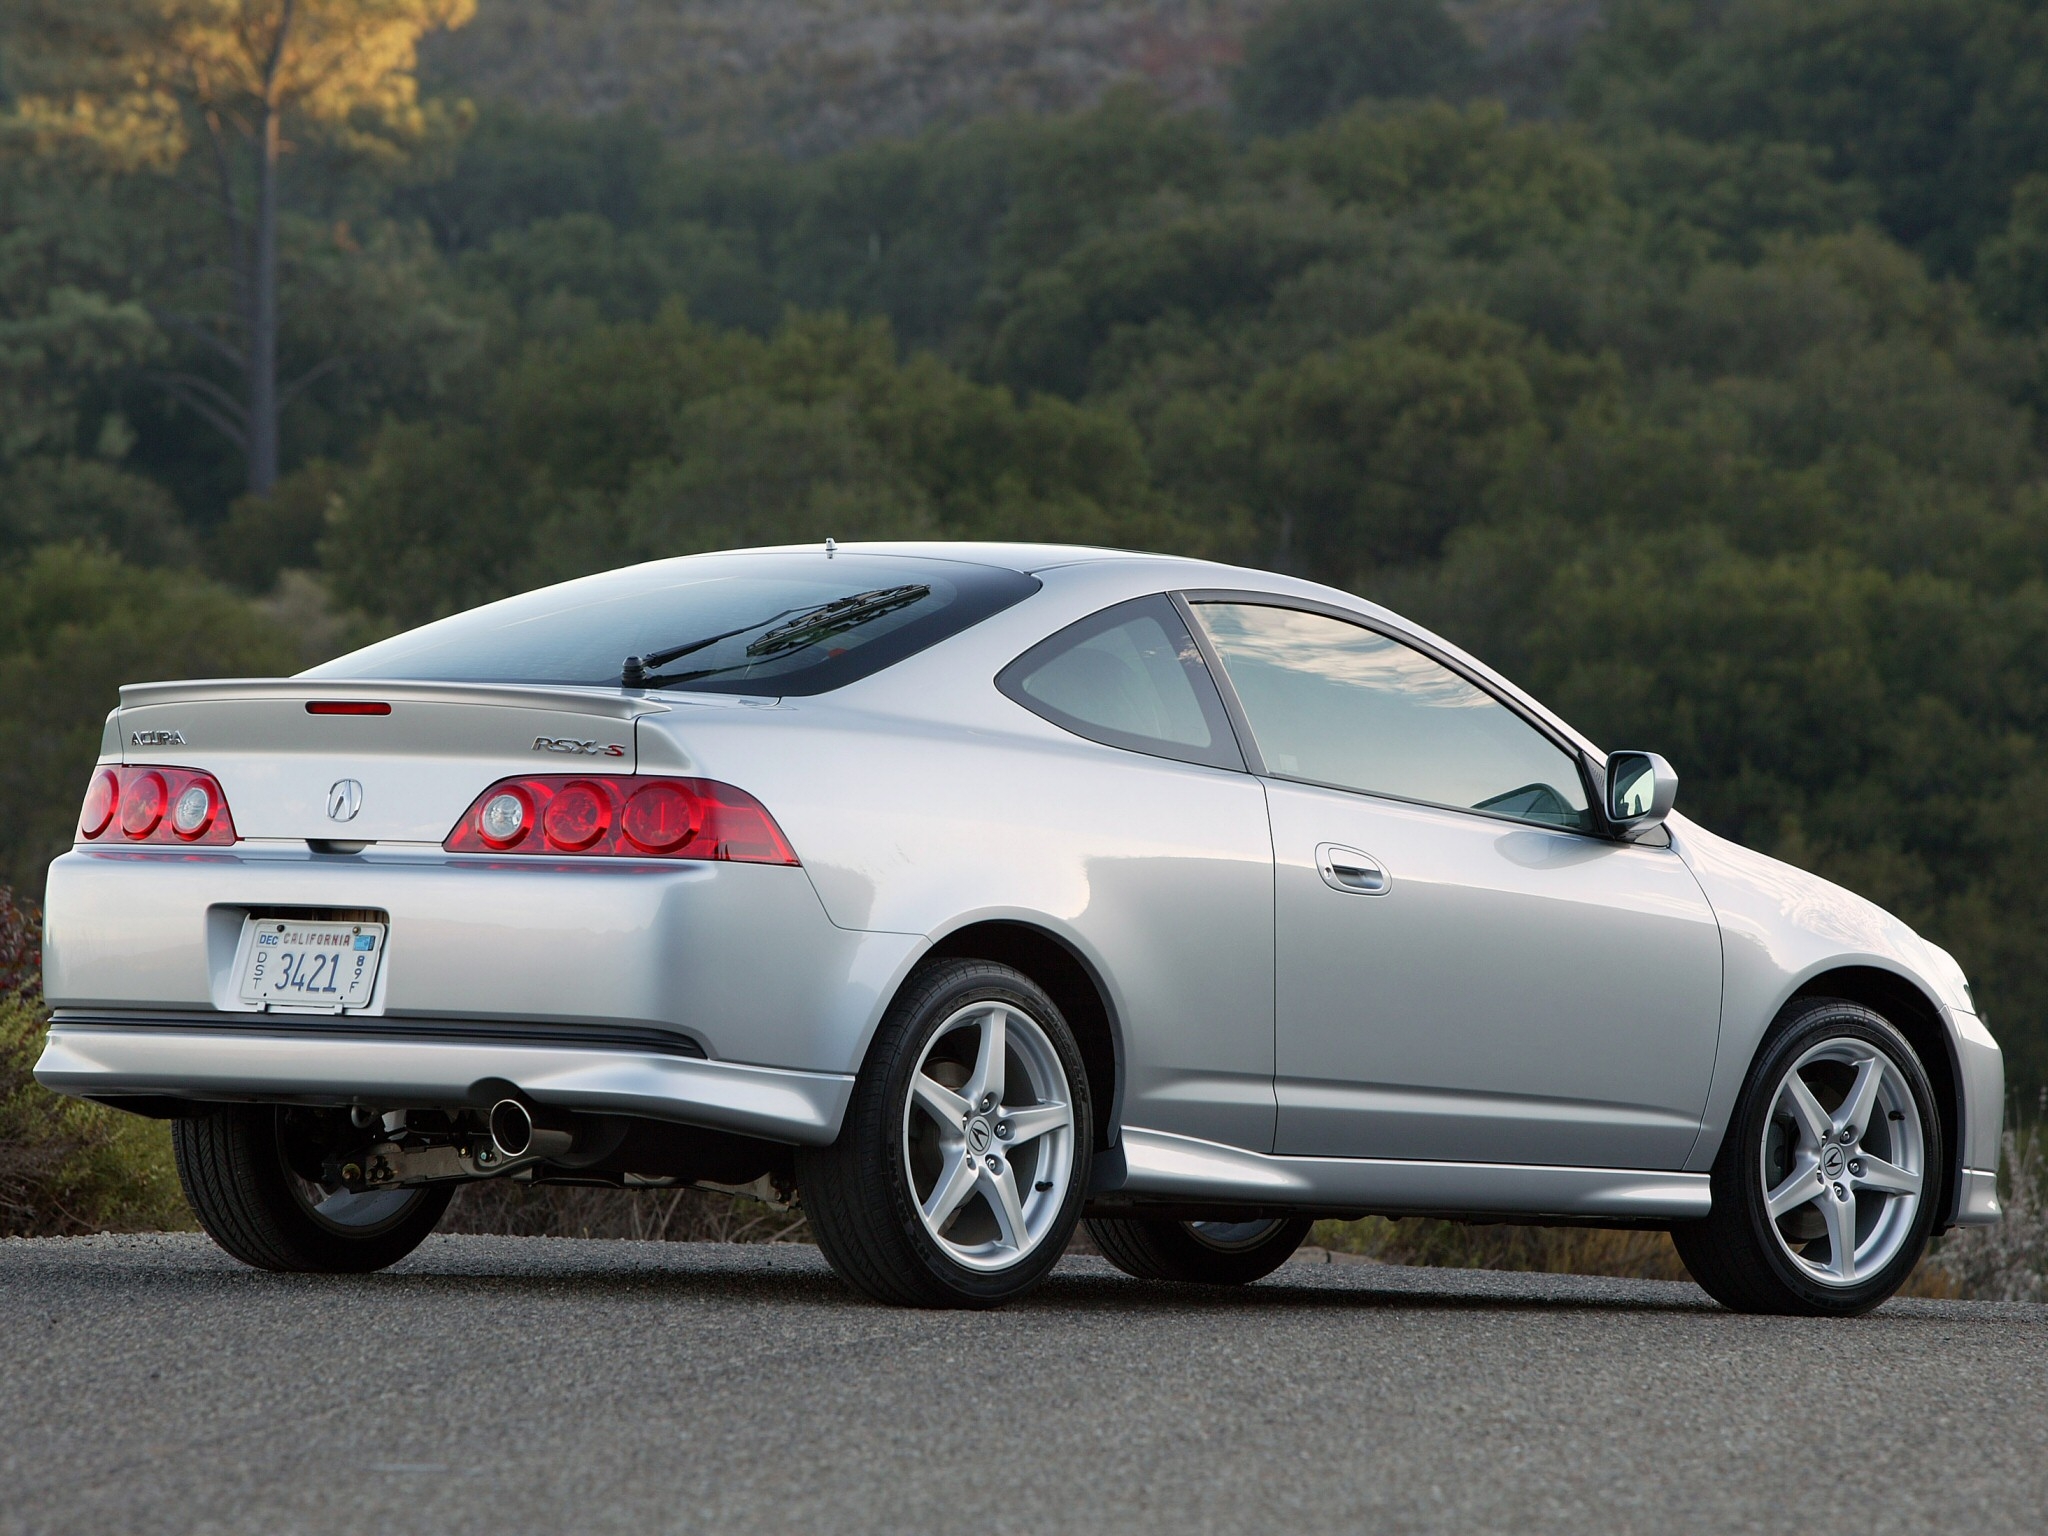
[[489, 1098, 535, 1159]]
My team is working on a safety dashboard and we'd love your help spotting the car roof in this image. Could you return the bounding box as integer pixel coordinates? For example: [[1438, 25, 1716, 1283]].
[[803, 540, 1350, 594], [840, 541, 1608, 763], [790, 540, 1167, 573], [498, 540, 1605, 761]]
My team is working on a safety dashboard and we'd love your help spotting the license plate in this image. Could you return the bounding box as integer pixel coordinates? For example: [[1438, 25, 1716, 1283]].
[[237, 917, 386, 1011]]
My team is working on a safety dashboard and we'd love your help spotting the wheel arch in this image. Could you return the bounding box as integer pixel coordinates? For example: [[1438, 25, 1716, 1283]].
[[1783, 965, 1961, 1230], [924, 919, 1123, 1153]]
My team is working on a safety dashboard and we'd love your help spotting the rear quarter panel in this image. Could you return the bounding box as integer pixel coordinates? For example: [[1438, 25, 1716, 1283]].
[[638, 568, 1281, 1152]]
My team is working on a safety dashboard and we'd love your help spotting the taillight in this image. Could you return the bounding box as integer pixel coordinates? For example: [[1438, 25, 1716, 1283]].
[[443, 776, 798, 864], [78, 765, 238, 845], [80, 769, 118, 838]]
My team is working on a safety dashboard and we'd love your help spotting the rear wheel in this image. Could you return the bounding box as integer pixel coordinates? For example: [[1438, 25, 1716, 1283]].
[[1087, 1215, 1312, 1285], [799, 959, 1092, 1307], [1674, 999, 1939, 1316], [172, 1105, 451, 1273]]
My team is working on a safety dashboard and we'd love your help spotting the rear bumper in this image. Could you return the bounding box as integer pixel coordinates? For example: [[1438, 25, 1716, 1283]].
[[35, 1016, 854, 1145], [41, 846, 924, 1076]]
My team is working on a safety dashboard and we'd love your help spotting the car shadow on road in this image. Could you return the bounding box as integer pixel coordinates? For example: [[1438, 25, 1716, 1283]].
[[1030, 1265, 1725, 1317], [388, 1244, 1733, 1319], [9, 1236, 2028, 1325]]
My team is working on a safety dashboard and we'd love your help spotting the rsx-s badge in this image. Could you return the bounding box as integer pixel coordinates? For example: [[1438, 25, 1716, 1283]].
[[131, 729, 186, 746], [532, 737, 626, 756]]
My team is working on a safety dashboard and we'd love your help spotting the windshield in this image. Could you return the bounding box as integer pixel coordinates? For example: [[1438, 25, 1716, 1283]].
[[304, 551, 1041, 695]]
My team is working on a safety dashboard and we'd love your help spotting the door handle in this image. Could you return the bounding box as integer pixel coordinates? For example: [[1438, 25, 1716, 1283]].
[[1316, 843, 1389, 895]]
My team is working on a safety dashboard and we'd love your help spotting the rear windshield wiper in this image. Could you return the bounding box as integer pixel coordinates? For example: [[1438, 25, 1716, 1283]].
[[743, 584, 930, 659], [622, 584, 931, 688]]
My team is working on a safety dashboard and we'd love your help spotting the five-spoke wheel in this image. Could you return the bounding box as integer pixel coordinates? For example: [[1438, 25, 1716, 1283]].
[[903, 998, 1078, 1271], [800, 958, 1092, 1307], [1756, 1036, 1925, 1287], [1676, 998, 1939, 1315]]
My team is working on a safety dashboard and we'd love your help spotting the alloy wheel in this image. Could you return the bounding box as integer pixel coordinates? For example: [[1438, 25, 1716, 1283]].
[[1758, 1036, 1925, 1287], [901, 999, 1077, 1272]]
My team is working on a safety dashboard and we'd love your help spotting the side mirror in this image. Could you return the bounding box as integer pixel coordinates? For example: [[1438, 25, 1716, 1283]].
[[1606, 751, 1678, 838]]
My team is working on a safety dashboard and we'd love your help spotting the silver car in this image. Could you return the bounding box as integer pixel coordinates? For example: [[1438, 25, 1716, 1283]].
[[36, 543, 2003, 1311]]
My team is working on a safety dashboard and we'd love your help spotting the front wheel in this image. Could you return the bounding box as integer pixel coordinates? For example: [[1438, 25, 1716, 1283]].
[[172, 1105, 452, 1273], [1674, 999, 1940, 1316], [1086, 1215, 1312, 1285], [798, 959, 1092, 1307]]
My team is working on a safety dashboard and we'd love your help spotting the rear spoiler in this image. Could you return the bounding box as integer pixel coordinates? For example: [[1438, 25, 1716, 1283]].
[[118, 677, 667, 723]]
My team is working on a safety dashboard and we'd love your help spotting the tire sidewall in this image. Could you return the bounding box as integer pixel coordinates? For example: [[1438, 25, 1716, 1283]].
[[872, 964, 1094, 1304], [1724, 1003, 1940, 1313], [1091, 1215, 1313, 1285], [172, 1104, 451, 1273]]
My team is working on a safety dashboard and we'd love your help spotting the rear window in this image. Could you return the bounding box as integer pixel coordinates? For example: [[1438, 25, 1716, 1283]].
[[304, 551, 1041, 696]]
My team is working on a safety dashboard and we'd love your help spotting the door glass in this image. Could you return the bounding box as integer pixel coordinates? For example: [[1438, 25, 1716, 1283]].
[[999, 596, 1243, 770], [1192, 602, 1590, 829]]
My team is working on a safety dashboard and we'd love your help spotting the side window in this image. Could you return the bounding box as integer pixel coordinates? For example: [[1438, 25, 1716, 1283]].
[[1190, 602, 1591, 830], [998, 596, 1244, 771]]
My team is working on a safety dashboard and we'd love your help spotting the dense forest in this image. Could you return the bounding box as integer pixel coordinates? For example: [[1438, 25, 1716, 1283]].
[[6, 0, 2048, 1097]]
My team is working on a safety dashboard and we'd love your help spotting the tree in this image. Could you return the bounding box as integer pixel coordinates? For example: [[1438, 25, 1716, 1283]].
[[1232, 0, 1477, 138], [1570, 0, 2048, 276], [1, 0, 474, 494], [0, 545, 297, 902], [322, 308, 1176, 625]]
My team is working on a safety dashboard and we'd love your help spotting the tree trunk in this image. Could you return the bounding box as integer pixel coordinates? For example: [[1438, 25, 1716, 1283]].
[[246, 1, 294, 497], [247, 97, 280, 494]]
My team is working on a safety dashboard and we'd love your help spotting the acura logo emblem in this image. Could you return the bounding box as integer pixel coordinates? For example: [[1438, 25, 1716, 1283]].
[[326, 779, 364, 822]]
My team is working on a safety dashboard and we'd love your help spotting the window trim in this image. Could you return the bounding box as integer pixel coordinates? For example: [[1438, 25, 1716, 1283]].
[[1176, 589, 1607, 839], [996, 593, 1248, 772]]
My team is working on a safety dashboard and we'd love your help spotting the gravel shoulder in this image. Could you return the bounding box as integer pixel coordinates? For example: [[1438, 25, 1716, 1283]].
[[2, 1233, 2043, 1535]]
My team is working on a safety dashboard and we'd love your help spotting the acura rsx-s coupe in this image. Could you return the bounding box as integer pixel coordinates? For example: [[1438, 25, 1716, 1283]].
[[35, 542, 2003, 1312]]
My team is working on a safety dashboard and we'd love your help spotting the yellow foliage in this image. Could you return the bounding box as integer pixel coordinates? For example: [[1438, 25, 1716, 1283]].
[[4, 0, 475, 167]]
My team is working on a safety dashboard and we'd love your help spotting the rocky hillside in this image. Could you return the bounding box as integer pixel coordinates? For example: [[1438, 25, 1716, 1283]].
[[420, 0, 1598, 155]]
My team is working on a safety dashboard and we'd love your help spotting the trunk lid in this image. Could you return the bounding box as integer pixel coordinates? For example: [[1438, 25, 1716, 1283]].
[[116, 679, 663, 844]]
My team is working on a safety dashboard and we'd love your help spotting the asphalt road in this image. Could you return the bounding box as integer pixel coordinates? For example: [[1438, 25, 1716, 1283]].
[[2, 1234, 2044, 1536]]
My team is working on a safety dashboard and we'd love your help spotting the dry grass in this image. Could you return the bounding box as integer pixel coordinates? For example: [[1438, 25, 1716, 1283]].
[[1309, 1216, 1692, 1280], [1922, 1128, 2048, 1302], [444, 1180, 811, 1244]]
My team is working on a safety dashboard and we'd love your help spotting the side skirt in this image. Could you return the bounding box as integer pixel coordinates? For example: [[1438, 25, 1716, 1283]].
[[1096, 1126, 1712, 1222]]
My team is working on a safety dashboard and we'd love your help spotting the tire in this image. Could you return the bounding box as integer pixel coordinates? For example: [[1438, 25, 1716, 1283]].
[[172, 1105, 452, 1273], [1086, 1215, 1312, 1285], [1673, 999, 1941, 1316], [798, 958, 1093, 1307]]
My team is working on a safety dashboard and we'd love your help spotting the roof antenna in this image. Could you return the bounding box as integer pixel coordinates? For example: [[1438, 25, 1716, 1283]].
[[824, 537, 837, 558]]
